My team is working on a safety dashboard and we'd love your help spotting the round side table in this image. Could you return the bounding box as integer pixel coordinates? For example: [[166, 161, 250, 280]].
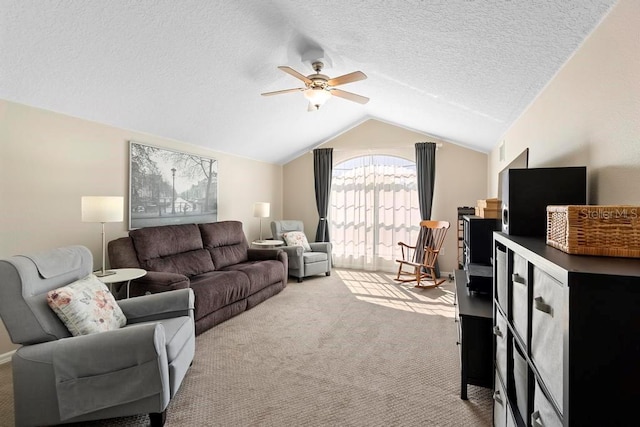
[[251, 240, 284, 249], [97, 268, 146, 299]]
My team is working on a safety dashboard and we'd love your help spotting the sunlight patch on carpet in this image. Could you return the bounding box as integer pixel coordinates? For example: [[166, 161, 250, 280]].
[[336, 269, 456, 318]]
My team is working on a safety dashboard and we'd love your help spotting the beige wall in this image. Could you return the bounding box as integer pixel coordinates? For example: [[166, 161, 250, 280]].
[[0, 99, 283, 354], [488, 0, 640, 204], [283, 119, 488, 275]]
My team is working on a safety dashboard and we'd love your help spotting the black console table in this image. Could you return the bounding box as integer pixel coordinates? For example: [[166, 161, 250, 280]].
[[454, 269, 493, 399]]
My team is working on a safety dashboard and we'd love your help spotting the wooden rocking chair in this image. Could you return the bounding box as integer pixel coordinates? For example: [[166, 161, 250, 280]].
[[395, 220, 450, 288]]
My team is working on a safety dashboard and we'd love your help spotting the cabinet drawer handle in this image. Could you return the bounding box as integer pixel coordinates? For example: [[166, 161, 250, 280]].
[[493, 390, 503, 406], [534, 296, 554, 316], [493, 325, 503, 338], [531, 410, 544, 427], [512, 273, 526, 285]]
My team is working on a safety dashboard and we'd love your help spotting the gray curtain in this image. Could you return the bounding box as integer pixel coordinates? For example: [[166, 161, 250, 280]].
[[415, 142, 440, 277], [313, 148, 333, 242]]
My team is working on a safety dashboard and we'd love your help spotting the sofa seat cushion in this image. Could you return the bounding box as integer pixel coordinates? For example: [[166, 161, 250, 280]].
[[223, 260, 285, 294], [302, 251, 328, 264], [131, 315, 193, 361], [199, 221, 249, 269], [189, 271, 250, 320]]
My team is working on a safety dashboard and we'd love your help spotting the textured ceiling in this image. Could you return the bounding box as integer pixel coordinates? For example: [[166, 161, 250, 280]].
[[0, 0, 617, 164]]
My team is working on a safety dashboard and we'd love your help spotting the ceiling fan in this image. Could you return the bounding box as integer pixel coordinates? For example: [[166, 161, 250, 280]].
[[261, 61, 369, 111]]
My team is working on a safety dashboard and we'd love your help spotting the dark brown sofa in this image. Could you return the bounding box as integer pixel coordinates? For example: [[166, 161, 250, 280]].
[[108, 220, 288, 335]]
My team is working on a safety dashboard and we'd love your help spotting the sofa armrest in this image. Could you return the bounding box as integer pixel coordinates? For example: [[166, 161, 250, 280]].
[[50, 323, 169, 420], [118, 288, 195, 324], [277, 250, 288, 277], [125, 271, 190, 297], [247, 248, 282, 261], [247, 249, 288, 282]]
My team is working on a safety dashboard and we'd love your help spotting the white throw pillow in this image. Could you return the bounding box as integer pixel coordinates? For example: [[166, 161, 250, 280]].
[[283, 231, 312, 252], [47, 274, 127, 336]]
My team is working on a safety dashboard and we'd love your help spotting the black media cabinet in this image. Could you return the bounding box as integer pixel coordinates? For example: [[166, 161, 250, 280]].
[[454, 269, 493, 400]]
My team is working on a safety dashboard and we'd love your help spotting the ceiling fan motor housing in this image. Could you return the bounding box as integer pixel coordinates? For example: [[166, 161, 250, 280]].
[[308, 62, 329, 89]]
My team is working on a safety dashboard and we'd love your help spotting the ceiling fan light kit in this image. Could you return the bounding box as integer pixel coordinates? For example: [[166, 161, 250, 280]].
[[304, 87, 332, 110], [261, 60, 369, 111]]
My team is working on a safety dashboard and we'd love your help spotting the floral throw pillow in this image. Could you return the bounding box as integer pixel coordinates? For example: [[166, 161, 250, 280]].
[[46, 274, 127, 336], [283, 231, 312, 252]]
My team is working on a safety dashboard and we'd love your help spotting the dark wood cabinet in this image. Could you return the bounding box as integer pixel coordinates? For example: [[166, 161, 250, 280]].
[[492, 232, 640, 426], [455, 269, 493, 400]]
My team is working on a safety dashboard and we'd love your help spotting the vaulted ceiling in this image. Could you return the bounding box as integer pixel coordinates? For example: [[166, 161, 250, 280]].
[[0, 1, 617, 164]]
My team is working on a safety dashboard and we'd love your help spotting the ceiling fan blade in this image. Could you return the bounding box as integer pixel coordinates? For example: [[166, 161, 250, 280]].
[[327, 71, 367, 87], [331, 89, 370, 104], [278, 66, 312, 84], [261, 88, 303, 96]]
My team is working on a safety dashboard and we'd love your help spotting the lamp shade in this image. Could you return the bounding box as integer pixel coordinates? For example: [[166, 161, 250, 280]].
[[303, 88, 331, 107], [82, 196, 124, 223], [253, 202, 270, 218]]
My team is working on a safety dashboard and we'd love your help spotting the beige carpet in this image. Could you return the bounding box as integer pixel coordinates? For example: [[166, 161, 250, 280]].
[[0, 269, 491, 426]]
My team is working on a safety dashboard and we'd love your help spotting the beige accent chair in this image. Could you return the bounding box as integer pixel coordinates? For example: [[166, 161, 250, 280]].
[[271, 220, 331, 282], [0, 245, 195, 426]]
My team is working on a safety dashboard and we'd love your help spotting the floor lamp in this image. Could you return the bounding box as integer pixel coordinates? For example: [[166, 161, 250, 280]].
[[253, 202, 270, 242], [82, 196, 124, 277]]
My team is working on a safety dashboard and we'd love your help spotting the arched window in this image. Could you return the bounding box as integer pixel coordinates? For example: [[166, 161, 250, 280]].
[[330, 155, 421, 272]]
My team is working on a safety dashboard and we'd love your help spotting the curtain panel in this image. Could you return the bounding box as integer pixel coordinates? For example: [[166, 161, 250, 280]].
[[313, 148, 333, 242], [330, 155, 421, 272], [414, 142, 439, 277]]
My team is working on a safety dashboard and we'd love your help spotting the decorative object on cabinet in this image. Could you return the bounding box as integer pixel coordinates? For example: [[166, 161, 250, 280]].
[[500, 166, 586, 236], [81, 196, 124, 277], [129, 141, 218, 229], [475, 198, 501, 219], [462, 215, 501, 294], [395, 220, 450, 288], [492, 232, 640, 426], [546, 204, 640, 258], [454, 270, 493, 400]]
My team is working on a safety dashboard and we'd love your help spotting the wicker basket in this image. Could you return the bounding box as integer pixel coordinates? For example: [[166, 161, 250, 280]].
[[546, 205, 640, 258]]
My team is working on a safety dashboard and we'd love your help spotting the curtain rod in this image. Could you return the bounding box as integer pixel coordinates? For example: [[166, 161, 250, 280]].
[[311, 143, 443, 153]]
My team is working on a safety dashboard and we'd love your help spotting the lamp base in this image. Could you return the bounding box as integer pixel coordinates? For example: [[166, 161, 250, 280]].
[[95, 270, 117, 277]]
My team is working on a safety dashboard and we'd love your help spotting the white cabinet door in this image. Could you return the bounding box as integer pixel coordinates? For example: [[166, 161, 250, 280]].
[[512, 253, 528, 344], [532, 379, 563, 427], [531, 266, 565, 413]]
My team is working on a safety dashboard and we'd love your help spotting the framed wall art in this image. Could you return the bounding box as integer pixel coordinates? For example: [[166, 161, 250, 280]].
[[129, 141, 218, 229]]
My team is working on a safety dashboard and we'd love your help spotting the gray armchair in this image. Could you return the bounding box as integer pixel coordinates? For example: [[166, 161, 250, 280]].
[[0, 245, 195, 426], [271, 220, 331, 282]]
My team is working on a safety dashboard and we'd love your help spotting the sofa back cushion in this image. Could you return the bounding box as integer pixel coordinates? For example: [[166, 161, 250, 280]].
[[129, 224, 214, 276], [199, 221, 249, 269]]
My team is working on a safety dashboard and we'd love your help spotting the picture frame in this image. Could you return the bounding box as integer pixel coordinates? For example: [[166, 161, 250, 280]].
[[129, 141, 218, 229]]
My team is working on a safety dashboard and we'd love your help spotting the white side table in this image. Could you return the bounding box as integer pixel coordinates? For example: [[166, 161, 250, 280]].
[[251, 240, 284, 249], [97, 268, 146, 299]]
